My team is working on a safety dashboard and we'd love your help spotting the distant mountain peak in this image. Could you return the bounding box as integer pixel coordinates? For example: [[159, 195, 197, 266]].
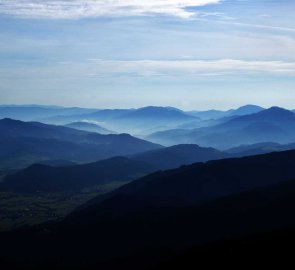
[[1, 117, 17, 122], [268, 106, 290, 112], [237, 104, 263, 109], [225, 106, 295, 126], [116, 106, 197, 121], [259, 106, 295, 117], [131, 143, 227, 170], [137, 106, 182, 112], [170, 143, 201, 148], [229, 104, 265, 116], [0, 117, 26, 126]]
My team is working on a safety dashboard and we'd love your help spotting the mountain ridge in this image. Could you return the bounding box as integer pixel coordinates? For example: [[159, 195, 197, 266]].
[[0, 156, 157, 193], [147, 107, 295, 148], [130, 144, 228, 170], [80, 150, 295, 211], [0, 118, 162, 169]]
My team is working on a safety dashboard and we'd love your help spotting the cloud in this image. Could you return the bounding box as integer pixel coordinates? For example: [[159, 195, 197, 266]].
[[2, 59, 295, 80], [81, 119, 106, 125], [211, 19, 295, 33], [0, 0, 221, 19], [86, 59, 295, 77]]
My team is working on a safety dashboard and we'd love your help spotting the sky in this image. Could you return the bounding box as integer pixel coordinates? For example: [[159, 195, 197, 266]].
[[0, 0, 295, 110]]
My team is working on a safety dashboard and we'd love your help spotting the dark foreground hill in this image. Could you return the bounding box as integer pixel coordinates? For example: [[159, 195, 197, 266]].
[[155, 228, 295, 269], [83, 150, 295, 208], [0, 157, 156, 193], [2, 151, 295, 269]]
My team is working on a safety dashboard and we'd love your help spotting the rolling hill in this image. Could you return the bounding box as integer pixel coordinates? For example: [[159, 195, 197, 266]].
[[2, 151, 295, 269], [96, 106, 199, 134], [43, 106, 199, 135], [65, 121, 114, 134], [117, 106, 196, 121], [226, 142, 295, 157], [186, 104, 264, 120], [0, 105, 98, 121], [80, 150, 295, 209], [131, 144, 228, 170], [0, 157, 156, 193], [0, 118, 161, 169]]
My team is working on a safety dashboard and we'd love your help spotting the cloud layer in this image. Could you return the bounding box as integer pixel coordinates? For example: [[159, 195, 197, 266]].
[[2, 59, 295, 80], [0, 0, 221, 19], [84, 59, 295, 77]]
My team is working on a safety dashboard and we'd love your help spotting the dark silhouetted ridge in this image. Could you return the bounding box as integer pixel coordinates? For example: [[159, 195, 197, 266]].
[[131, 144, 228, 170], [0, 157, 157, 193]]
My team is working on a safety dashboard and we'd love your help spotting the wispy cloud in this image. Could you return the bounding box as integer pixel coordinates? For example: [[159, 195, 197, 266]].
[[212, 19, 295, 33], [0, 0, 221, 19], [2, 59, 295, 80], [85, 59, 295, 77]]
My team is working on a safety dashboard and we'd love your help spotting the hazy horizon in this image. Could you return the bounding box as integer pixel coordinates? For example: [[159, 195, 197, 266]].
[[0, 103, 294, 112]]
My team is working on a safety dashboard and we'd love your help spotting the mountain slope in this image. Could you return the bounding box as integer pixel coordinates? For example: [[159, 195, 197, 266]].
[[65, 121, 114, 134], [147, 107, 295, 148], [153, 179, 295, 269], [0, 118, 88, 141], [0, 157, 156, 193], [186, 109, 229, 120], [110, 106, 199, 134], [82, 150, 295, 210], [226, 142, 295, 157], [0, 105, 98, 121], [43, 108, 133, 125], [44, 106, 198, 135], [117, 106, 196, 121], [2, 152, 295, 269], [0, 118, 162, 169], [186, 105, 264, 120], [131, 144, 228, 170], [220, 106, 295, 129], [227, 104, 264, 116]]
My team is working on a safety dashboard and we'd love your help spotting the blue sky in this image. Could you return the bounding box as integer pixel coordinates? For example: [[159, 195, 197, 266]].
[[0, 0, 295, 110]]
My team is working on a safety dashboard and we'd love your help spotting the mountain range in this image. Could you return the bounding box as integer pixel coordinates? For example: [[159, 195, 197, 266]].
[[0, 144, 230, 193], [130, 144, 228, 170], [82, 150, 295, 209], [2, 104, 295, 269], [0, 114, 294, 169], [187, 104, 265, 120], [0, 104, 271, 136], [2, 150, 295, 269], [226, 142, 295, 157], [147, 107, 295, 149], [3, 141, 295, 195], [0, 105, 97, 121], [44, 106, 198, 134], [0, 157, 155, 193], [0, 118, 161, 169], [65, 121, 115, 134]]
